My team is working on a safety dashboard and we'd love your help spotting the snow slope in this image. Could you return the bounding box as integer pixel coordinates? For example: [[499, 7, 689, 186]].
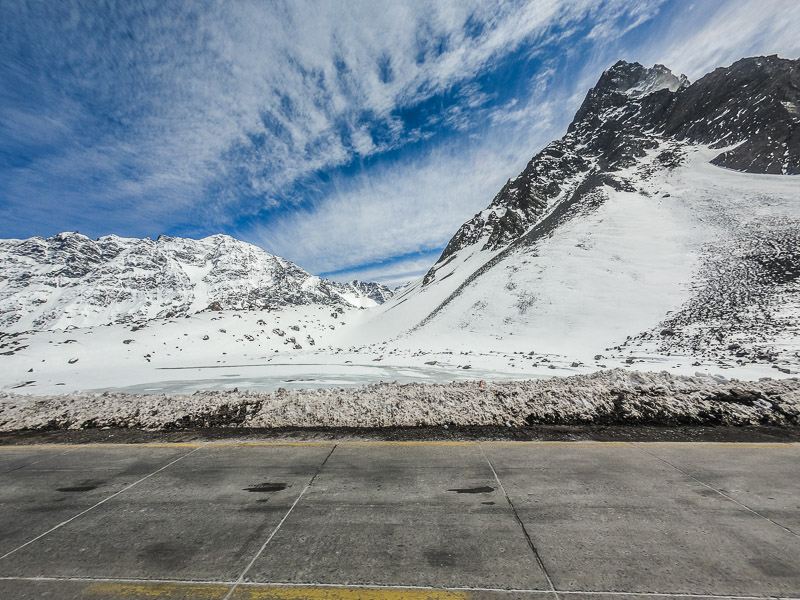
[[346, 57, 800, 378]]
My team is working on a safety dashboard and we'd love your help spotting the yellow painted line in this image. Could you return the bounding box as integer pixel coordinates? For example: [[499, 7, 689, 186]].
[[0, 441, 474, 450], [0, 445, 67, 451], [485, 441, 797, 448], [0, 443, 206, 450], [339, 441, 476, 447], [233, 585, 468, 599], [97, 443, 207, 449], [205, 442, 335, 448], [79, 582, 468, 599], [482, 441, 634, 447], [632, 442, 799, 448], [0, 442, 332, 450]]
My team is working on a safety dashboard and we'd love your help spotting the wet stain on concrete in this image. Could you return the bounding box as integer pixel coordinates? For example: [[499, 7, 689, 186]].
[[56, 480, 102, 493], [481, 501, 495, 505], [139, 542, 191, 570], [424, 549, 458, 568], [448, 486, 494, 494], [243, 482, 288, 492], [749, 557, 798, 578]]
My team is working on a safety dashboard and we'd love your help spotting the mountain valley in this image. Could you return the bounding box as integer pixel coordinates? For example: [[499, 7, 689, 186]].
[[2, 55, 799, 397]]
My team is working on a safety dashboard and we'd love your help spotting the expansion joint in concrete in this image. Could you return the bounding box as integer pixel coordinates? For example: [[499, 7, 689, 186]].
[[634, 444, 800, 540], [0, 442, 208, 561], [223, 443, 339, 600], [479, 443, 560, 599]]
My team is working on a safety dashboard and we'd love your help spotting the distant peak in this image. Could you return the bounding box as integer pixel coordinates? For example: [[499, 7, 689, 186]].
[[569, 60, 688, 131], [54, 231, 90, 242], [598, 60, 688, 97]]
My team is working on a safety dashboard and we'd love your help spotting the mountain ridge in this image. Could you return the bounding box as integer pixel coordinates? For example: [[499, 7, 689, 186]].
[[366, 55, 800, 374], [426, 55, 799, 287], [0, 232, 392, 332]]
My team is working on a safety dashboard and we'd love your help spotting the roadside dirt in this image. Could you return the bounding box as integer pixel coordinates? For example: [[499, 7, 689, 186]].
[[1, 424, 798, 445]]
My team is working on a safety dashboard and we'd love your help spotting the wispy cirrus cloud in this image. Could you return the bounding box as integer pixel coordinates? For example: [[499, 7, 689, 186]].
[[321, 253, 443, 289], [243, 86, 569, 275], [640, 0, 800, 80], [3, 0, 795, 284], [0, 0, 665, 239]]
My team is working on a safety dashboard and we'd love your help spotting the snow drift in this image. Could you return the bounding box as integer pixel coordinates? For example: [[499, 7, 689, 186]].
[[2, 370, 798, 431]]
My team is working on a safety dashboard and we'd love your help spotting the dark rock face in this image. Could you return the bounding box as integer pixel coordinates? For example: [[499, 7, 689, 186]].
[[569, 60, 688, 128], [426, 56, 799, 285], [569, 55, 800, 174], [663, 56, 800, 174], [432, 140, 589, 272]]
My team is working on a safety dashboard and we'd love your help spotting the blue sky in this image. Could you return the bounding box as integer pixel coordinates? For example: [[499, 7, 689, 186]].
[[1, 0, 799, 286]]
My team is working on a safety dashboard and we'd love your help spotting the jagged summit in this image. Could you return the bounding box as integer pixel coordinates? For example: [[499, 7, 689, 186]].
[[344, 280, 394, 305], [372, 55, 800, 373], [627, 63, 690, 97], [427, 55, 799, 279], [570, 60, 689, 127], [0, 232, 392, 332]]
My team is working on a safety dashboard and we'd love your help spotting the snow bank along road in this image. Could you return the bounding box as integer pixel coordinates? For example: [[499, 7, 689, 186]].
[[3, 369, 800, 431], [0, 441, 798, 599]]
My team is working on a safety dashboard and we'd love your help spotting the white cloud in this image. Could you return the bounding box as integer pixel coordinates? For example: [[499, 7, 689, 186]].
[[321, 254, 440, 288], [17, 0, 793, 286], [1, 0, 666, 239], [246, 145, 511, 274], [244, 88, 569, 277], [638, 0, 800, 80], [238, 0, 799, 284]]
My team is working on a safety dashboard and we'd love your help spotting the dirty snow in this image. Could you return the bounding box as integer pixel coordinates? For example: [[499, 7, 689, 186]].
[[2, 369, 798, 431]]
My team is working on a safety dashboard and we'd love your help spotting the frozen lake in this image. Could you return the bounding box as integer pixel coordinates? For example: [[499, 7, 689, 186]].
[[87, 361, 554, 394]]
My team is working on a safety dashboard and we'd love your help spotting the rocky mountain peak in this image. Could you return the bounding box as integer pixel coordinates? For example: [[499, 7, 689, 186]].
[[569, 60, 689, 132], [424, 55, 798, 286], [599, 60, 687, 96], [0, 233, 393, 332]]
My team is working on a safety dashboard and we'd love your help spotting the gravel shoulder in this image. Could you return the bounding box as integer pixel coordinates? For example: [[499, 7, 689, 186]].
[[1, 423, 799, 446]]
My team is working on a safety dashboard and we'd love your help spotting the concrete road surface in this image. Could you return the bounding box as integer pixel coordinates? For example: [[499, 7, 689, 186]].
[[0, 441, 798, 599]]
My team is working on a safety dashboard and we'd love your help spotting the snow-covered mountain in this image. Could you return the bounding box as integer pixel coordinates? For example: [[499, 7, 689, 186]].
[[1, 55, 798, 395], [338, 279, 395, 306], [360, 55, 800, 373], [0, 233, 392, 332]]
